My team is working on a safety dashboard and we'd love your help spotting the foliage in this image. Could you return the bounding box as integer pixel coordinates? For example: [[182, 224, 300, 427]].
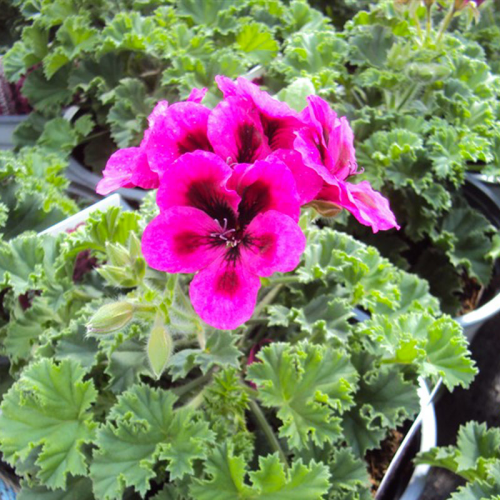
[[267, 0, 500, 313], [0, 204, 475, 499], [3, 0, 328, 172], [417, 421, 500, 499], [0, 147, 77, 240]]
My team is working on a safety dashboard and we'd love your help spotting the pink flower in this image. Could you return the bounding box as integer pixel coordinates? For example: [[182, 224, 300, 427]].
[[215, 76, 304, 152], [145, 89, 213, 177], [141, 151, 306, 330], [295, 96, 400, 233], [96, 88, 208, 195]]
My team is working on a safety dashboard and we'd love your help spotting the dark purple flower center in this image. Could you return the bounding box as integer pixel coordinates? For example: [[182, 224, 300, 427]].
[[237, 124, 264, 163], [178, 129, 213, 155]]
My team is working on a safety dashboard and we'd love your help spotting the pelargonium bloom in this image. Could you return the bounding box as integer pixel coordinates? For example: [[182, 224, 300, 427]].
[[145, 88, 213, 177], [215, 76, 304, 152], [141, 151, 305, 330], [96, 88, 208, 195], [295, 95, 400, 233]]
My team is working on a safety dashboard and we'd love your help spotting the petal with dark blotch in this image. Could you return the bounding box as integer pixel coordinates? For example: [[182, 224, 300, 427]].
[[208, 96, 271, 165], [190, 256, 261, 330], [141, 207, 225, 274], [146, 102, 213, 177], [242, 210, 306, 277], [229, 157, 301, 224], [156, 151, 240, 222]]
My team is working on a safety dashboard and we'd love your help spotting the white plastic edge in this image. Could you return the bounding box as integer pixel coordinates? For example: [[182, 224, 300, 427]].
[[375, 378, 440, 500], [39, 194, 128, 237]]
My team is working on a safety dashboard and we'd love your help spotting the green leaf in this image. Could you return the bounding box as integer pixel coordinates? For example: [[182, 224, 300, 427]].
[[247, 342, 358, 450], [276, 78, 316, 112], [190, 444, 330, 500], [0, 359, 97, 489], [5, 297, 56, 362], [21, 66, 72, 114], [267, 297, 353, 344], [328, 448, 370, 494], [168, 330, 241, 380], [423, 317, 477, 390], [90, 384, 214, 500], [18, 476, 94, 500], [343, 358, 419, 456], [236, 23, 278, 64]]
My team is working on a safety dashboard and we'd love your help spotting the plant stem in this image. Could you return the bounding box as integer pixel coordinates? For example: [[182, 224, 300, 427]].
[[425, 5, 433, 40], [268, 276, 300, 285], [249, 399, 289, 469], [253, 284, 283, 318], [436, 3, 456, 45], [413, 9, 424, 42], [173, 371, 212, 398]]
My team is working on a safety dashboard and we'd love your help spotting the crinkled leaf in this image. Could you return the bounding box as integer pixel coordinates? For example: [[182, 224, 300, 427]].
[[248, 342, 358, 450], [0, 359, 97, 489], [190, 444, 330, 500], [90, 384, 214, 500]]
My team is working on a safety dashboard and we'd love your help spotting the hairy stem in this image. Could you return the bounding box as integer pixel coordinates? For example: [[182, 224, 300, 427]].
[[173, 371, 212, 398], [249, 399, 289, 469], [436, 3, 456, 44], [253, 284, 283, 318]]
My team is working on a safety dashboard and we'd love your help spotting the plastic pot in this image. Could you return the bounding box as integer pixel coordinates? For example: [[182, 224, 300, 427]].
[[456, 174, 500, 341], [375, 379, 440, 500], [0, 115, 28, 150]]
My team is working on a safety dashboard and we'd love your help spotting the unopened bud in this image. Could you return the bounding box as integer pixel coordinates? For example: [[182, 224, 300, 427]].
[[147, 325, 173, 379], [423, 0, 434, 7], [306, 199, 343, 218], [106, 242, 130, 267], [87, 301, 135, 334]]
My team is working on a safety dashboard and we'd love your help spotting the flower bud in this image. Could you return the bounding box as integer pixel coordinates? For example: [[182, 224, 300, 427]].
[[106, 242, 130, 267], [87, 301, 135, 334], [306, 199, 343, 218], [147, 324, 173, 379]]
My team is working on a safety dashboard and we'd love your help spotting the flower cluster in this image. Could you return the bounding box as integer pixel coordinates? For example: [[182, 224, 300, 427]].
[[97, 77, 399, 329]]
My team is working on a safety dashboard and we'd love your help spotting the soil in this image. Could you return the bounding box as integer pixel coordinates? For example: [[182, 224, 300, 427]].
[[367, 429, 405, 494], [419, 311, 500, 499]]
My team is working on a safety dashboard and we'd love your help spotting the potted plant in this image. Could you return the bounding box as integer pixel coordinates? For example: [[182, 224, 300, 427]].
[[0, 0, 329, 200], [257, 0, 500, 335], [0, 74, 476, 499]]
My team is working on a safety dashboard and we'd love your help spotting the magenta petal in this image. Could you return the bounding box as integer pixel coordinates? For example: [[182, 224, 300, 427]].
[[242, 210, 306, 277], [208, 96, 271, 165], [187, 87, 208, 103], [146, 101, 213, 177], [215, 75, 303, 151], [229, 158, 301, 222], [141, 207, 225, 274], [269, 150, 323, 205], [190, 257, 261, 330], [296, 95, 358, 182], [156, 151, 241, 215], [96, 148, 159, 195], [320, 180, 400, 233]]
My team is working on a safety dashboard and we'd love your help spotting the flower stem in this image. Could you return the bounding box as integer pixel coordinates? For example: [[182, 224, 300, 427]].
[[249, 399, 289, 469], [253, 284, 283, 318], [268, 276, 300, 285], [436, 3, 456, 44], [425, 5, 433, 40], [173, 371, 212, 398]]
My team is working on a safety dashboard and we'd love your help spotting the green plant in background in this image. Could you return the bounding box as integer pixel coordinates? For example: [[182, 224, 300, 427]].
[[0, 205, 476, 499], [417, 421, 500, 499], [462, 0, 500, 74], [2, 0, 327, 172], [0, 147, 77, 239], [267, 0, 500, 313]]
